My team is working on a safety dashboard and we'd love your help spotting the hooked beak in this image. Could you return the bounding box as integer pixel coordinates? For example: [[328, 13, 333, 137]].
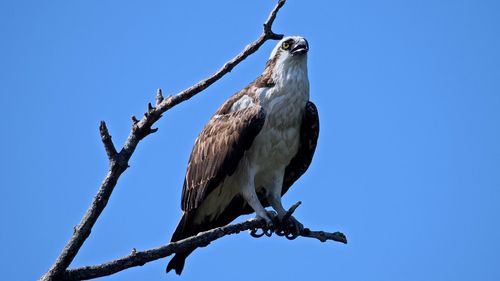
[[291, 42, 309, 55]]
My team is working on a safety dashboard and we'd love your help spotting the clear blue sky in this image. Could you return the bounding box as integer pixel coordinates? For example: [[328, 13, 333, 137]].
[[1, 0, 499, 280]]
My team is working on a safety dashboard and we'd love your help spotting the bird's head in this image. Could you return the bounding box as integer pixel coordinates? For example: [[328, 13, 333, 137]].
[[257, 36, 309, 87], [262, 36, 309, 81], [269, 36, 309, 62]]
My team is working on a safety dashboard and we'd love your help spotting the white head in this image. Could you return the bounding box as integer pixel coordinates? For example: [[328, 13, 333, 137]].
[[269, 36, 309, 61], [262, 36, 309, 86], [255, 36, 309, 89], [264, 36, 309, 78]]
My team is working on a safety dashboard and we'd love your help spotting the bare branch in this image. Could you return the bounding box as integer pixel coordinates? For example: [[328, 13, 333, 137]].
[[301, 229, 347, 243], [155, 88, 163, 105], [282, 200, 302, 222], [147, 102, 154, 113], [98, 121, 117, 162], [40, 1, 289, 280], [264, 0, 286, 39], [63, 216, 346, 280]]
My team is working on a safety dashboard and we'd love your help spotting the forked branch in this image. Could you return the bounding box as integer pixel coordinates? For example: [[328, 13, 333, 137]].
[[63, 203, 346, 280], [40, 1, 289, 280]]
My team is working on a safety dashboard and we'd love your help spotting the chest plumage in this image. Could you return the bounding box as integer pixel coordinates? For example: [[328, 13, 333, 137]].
[[168, 36, 319, 275], [249, 48, 310, 167]]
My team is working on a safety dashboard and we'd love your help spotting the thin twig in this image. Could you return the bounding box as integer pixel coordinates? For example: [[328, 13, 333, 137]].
[[155, 88, 164, 105], [282, 201, 302, 222], [63, 216, 346, 280], [39, 1, 288, 280], [98, 121, 117, 162]]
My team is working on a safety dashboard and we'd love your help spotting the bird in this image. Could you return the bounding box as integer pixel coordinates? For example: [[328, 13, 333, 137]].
[[166, 36, 319, 275]]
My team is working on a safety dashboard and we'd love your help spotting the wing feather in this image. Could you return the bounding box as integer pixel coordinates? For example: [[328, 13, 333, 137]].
[[282, 101, 320, 195], [181, 104, 265, 211]]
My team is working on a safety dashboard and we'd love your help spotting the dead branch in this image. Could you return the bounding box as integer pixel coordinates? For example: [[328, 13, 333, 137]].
[[40, 1, 288, 280], [63, 204, 346, 280]]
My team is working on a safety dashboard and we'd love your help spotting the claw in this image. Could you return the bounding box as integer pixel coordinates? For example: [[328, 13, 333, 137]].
[[278, 215, 303, 240], [262, 216, 274, 237], [249, 228, 266, 238], [250, 211, 276, 238], [274, 228, 286, 236], [285, 231, 299, 240], [263, 227, 273, 237]]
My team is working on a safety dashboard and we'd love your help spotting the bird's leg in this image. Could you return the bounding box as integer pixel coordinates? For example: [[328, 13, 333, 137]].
[[268, 192, 287, 219], [267, 174, 303, 237], [268, 192, 303, 236], [243, 190, 275, 237], [241, 183, 273, 229]]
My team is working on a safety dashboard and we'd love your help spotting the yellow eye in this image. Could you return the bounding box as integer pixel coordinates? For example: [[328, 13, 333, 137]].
[[282, 42, 290, 50]]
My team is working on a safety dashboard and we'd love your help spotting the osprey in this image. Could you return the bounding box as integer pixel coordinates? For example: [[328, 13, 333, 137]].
[[167, 36, 319, 275]]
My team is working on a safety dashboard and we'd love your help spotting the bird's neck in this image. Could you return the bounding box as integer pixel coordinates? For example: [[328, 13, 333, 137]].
[[255, 57, 309, 118], [271, 57, 309, 97], [272, 56, 309, 98]]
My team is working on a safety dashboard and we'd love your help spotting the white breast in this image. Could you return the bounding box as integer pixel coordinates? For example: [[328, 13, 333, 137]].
[[247, 57, 309, 188], [193, 55, 310, 223]]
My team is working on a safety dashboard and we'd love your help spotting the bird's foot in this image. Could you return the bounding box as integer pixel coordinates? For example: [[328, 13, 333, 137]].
[[250, 210, 277, 238], [275, 215, 304, 240]]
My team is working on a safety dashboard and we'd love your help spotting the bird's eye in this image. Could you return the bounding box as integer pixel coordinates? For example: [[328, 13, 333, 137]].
[[282, 42, 290, 50]]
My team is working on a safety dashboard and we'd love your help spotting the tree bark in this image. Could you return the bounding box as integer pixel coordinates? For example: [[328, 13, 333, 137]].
[[39, 1, 346, 280]]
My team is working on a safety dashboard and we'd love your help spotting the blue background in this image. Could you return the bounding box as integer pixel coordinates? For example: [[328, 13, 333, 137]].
[[1, 0, 499, 280]]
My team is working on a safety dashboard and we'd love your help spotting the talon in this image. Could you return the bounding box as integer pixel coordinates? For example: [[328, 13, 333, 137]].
[[278, 215, 303, 239], [256, 212, 274, 229], [285, 231, 299, 240], [263, 218, 274, 237], [265, 210, 278, 226], [274, 228, 286, 236], [251, 212, 275, 238], [249, 228, 266, 238]]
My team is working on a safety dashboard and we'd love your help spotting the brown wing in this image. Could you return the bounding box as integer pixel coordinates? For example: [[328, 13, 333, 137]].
[[167, 100, 314, 275], [282, 101, 320, 195], [181, 104, 266, 211]]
